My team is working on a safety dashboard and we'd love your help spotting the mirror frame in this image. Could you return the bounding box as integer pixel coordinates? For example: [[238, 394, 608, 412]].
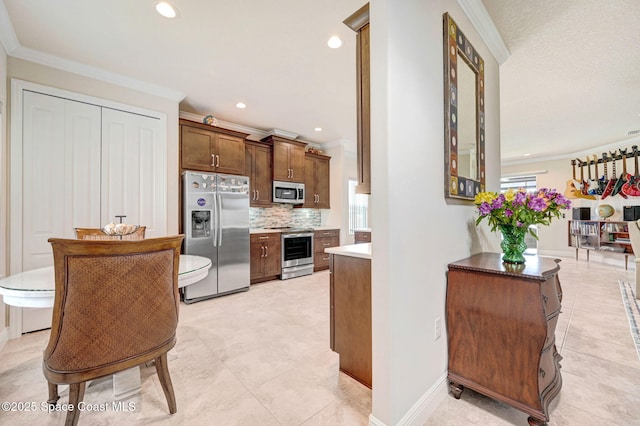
[[443, 13, 485, 201]]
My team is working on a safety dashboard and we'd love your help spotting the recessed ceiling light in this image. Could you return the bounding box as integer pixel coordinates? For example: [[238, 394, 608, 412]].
[[523, 153, 531, 157], [314, 127, 323, 132], [327, 36, 342, 49], [155, 1, 178, 18], [236, 102, 246, 109]]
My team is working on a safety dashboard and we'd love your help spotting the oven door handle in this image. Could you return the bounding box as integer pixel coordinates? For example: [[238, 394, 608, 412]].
[[282, 233, 313, 239]]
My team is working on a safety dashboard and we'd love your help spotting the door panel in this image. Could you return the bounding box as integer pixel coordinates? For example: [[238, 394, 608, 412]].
[[101, 109, 166, 237]]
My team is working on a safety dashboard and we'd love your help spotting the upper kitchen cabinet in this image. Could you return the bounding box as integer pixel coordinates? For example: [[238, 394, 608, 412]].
[[262, 135, 306, 183], [304, 152, 331, 209], [245, 140, 273, 207], [180, 119, 248, 175], [344, 4, 370, 194]]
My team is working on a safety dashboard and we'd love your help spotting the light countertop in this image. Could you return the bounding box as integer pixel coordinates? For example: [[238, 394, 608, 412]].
[[325, 243, 371, 260], [250, 227, 340, 234], [250, 229, 283, 234]]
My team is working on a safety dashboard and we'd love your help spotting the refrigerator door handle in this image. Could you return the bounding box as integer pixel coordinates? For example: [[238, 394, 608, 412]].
[[212, 191, 218, 247], [217, 193, 223, 246]]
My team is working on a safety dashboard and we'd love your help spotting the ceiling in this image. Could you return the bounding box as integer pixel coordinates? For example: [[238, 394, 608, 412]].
[[483, 0, 640, 162], [2, 0, 639, 162]]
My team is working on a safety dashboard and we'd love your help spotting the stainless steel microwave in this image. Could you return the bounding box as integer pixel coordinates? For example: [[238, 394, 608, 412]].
[[273, 181, 304, 204]]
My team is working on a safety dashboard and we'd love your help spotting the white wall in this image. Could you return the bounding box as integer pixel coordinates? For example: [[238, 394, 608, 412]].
[[0, 41, 8, 345], [7, 57, 180, 240], [370, 0, 501, 423]]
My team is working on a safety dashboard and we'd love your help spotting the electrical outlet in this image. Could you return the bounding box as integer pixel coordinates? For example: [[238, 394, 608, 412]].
[[435, 317, 442, 340]]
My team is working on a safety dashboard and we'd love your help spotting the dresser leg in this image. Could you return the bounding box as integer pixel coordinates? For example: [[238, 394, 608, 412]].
[[527, 416, 547, 426], [448, 381, 464, 399]]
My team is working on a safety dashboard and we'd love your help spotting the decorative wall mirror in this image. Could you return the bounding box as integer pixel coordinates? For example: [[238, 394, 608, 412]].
[[443, 13, 485, 201]]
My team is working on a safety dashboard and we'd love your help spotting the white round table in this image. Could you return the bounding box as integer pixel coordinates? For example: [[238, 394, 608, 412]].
[[0, 254, 212, 308]]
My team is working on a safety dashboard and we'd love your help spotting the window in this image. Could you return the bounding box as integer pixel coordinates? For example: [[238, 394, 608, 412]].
[[500, 175, 537, 194], [348, 179, 368, 234]]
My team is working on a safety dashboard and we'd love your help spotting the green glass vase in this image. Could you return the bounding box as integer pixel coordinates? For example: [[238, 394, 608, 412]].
[[499, 225, 528, 264]]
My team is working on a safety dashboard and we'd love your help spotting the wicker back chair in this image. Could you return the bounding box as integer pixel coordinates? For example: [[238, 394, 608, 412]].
[[74, 226, 146, 240], [45, 235, 184, 426]]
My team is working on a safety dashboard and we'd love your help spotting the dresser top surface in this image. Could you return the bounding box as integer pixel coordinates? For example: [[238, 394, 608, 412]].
[[448, 252, 561, 281]]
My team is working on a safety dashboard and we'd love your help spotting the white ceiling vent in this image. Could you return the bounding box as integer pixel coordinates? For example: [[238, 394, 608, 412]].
[[627, 129, 640, 136]]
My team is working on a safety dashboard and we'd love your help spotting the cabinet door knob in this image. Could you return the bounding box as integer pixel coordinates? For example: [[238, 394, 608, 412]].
[[216, 154, 220, 167], [256, 189, 259, 200], [211, 154, 216, 167], [261, 246, 265, 257], [265, 245, 268, 257]]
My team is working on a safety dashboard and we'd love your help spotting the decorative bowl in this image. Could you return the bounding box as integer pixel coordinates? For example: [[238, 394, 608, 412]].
[[103, 223, 139, 236]]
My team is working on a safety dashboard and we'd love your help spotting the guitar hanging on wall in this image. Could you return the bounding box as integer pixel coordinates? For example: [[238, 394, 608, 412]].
[[564, 159, 581, 199], [622, 145, 640, 197]]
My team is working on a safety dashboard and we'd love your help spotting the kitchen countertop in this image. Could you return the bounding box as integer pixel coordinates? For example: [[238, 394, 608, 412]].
[[250, 229, 283, 234], [250, 227, 340, 234], [325, 243, 371, 260]]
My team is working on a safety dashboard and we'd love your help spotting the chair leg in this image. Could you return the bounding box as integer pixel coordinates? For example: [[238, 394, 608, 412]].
[[154, 353, 177, 414], [65, 382, 86, 426], [47, 381, 60, 405]]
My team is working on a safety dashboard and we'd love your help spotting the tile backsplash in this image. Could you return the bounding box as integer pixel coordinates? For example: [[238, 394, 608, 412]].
[[250, 204, 321, 229]]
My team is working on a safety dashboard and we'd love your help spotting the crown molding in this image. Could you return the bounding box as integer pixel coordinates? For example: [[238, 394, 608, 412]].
[[457, 0, 510, 65], [0, 1, 185, 102], [501, 134, 640, 167], [11, 45, 186, 102]]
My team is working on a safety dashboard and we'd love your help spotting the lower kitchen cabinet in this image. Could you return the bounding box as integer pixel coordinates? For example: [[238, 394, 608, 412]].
[[314, 229, 340, 271], [446, 253, 563, 425], [354, 230, 371, 244], [250, 233, 281, 283], [329, 252, 372, 388]]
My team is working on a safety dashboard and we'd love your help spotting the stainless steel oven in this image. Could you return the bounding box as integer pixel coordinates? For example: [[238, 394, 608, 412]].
[[281, 231, 314, 279]]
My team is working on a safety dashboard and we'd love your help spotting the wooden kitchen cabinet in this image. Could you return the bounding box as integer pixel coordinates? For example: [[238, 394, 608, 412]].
[[314, 229, 340, 271], [330, 252, 371, 388], [250, 233, 281, 283], [354, 230, 371, 244], [304, 152, 331, 208], [344, 4, 370, 194], [245, 141, 273, 207], [447, 253, 563, 426], [180, 119, 248, 175], [262, 135, 306, 183]]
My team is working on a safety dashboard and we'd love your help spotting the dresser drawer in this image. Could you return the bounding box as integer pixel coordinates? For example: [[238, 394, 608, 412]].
[[538, 346, 559, 393], [541, 278, 561, 316], [544, 311, 560, 350]]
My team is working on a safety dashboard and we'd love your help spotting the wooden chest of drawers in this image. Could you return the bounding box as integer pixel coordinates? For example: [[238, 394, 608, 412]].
[[314, 229, 340, 271], [446, 253, 562, 426]]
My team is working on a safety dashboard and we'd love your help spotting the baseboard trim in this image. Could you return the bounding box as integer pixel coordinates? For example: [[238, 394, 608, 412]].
[[369, 372, 448, 426]]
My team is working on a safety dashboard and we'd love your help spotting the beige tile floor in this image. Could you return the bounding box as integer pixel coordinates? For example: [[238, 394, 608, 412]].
[[0, 256, 639, 425]]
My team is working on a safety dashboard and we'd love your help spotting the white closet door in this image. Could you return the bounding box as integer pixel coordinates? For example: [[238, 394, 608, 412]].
[[101, 108, 166, 237], [22, 91, 100, 270]]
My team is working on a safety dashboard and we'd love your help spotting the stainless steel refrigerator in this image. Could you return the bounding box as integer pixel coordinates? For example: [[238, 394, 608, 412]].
[[182, 171, 250, 303]]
